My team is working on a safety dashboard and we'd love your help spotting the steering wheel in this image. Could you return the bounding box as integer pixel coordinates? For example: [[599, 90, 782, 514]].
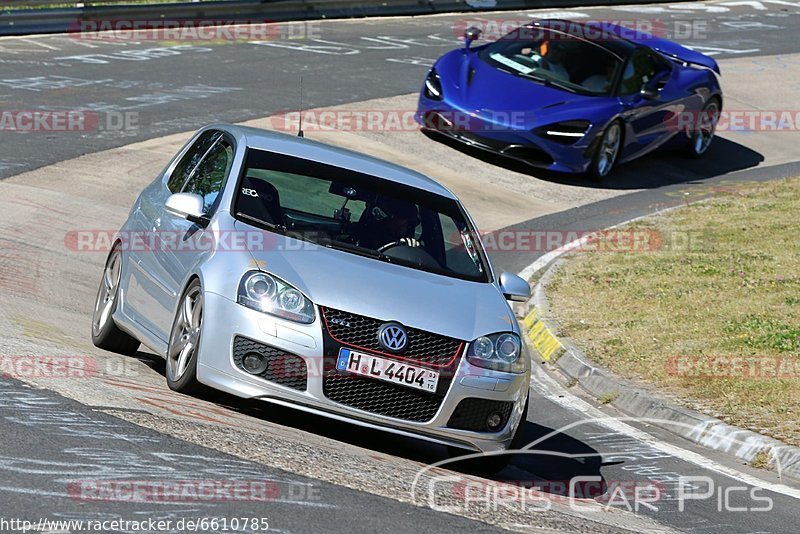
[[377, 241, 405, 253]]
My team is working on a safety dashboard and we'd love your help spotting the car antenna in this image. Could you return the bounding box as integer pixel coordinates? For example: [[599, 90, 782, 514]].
[[297, 75, 305, 138]]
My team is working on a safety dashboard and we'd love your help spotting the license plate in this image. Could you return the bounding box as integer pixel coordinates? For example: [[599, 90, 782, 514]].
[[336, 348, 439, 393]]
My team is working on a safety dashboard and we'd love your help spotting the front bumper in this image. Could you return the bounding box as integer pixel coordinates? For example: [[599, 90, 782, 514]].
[[196, 292, 530, 452], [416, 94, 596, 174]]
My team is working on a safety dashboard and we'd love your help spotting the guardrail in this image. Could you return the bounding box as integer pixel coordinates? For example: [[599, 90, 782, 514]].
[[0, 0, 678, 37]]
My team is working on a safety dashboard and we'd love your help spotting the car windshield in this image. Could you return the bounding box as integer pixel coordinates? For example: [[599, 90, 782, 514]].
[[233, 149, 490, 282], [477, 27, 623, 96]]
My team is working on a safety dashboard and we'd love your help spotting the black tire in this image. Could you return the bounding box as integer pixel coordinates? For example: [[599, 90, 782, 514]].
[[165, 279, 205, 394], [447, 396, 529, 475], [587, 120, 623, 180], [91, 246, 140, 355], [685, 97, 720, 158]]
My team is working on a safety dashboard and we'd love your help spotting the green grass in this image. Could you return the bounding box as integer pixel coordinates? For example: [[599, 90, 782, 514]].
[[751, 449, 772, 470], [548, 177, 800, 447]]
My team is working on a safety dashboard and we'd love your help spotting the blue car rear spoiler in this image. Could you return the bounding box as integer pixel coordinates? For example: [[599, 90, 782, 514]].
[[533, 19, 721, 75], [649, 39, 720, 75], [603, 23, 721, 75]]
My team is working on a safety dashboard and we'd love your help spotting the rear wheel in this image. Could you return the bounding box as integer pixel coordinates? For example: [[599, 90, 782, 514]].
[[685, 98, 720, 158], [91, 246, 140, 355], [588, 120, 622, 180], [166, 279, 205, 394]]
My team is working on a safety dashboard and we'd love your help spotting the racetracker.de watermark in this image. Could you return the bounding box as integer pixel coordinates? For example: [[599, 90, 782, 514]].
[[451, 18, 708, 41], [667, 356, 800, 379], [0, 110, 138, 133], [668, 110, 800, 133], [270, 109, 533, 133], [0, 355, 143, 379], [67, 19, 320, 42], [64, 229, 712, 254], [268, 109, 800, 134], [65, 230, 301, 253], [480, 229, 662, 254], [0, 356, 96, 379], [67, 479, 320, 503]]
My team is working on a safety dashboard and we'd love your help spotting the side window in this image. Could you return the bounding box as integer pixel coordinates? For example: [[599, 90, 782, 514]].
[[438, 214, 481, 276], [183, 139, 234, 214], [167, 130, 222, 193], [619, 49, 658, 95]]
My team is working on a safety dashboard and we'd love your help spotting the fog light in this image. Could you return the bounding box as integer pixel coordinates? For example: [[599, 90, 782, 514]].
[[242, 352, 269, 374], [486, 412, 504, 431]]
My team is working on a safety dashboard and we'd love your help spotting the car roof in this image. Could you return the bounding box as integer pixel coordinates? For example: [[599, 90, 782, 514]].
[[531, 19, 637, 59], [213, 124, 458, 200]]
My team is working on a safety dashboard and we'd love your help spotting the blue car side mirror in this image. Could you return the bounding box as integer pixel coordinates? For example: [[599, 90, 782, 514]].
[[640, 84, 660, 100], [464, 26, 482, 49]]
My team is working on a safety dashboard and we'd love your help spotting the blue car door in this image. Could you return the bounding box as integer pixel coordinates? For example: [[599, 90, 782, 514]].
[[616, 47, 678, 158]]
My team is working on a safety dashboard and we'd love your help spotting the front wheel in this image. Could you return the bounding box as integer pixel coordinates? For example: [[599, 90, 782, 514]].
[[685, 98, 720, 158], [588, 120, 623, 180], [91, 246, 140, 355], [166, 279, 204, 394]]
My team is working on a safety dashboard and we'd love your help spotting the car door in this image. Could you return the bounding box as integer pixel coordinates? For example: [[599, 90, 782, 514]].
[[151, 132, 235, 335], [129, 130, 226, 340], [616, 47, 676, 158]]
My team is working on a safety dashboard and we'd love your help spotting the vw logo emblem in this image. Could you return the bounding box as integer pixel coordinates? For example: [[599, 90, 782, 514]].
[[378, 322, 408, 352]]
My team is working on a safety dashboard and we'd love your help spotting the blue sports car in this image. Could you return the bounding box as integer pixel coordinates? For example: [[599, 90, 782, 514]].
[[416, 20, 723, 178]]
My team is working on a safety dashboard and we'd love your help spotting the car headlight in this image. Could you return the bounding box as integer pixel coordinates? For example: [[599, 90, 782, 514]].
[[467, 332, 525, 373], [424, 68, 443, 100], [237, 271, 315, 324], [535, 120, 591, 144]]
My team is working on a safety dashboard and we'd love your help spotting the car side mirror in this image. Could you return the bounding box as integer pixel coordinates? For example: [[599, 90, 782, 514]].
[[639, 84, 659, 100], [499, 272, 531, 302], [464, 26, 482, 49], [640, 70, 669, 100], [165, 193, 209, 226]]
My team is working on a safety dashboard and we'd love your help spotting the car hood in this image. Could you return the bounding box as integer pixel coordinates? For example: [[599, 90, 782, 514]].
[[234, 220, 516, 341]]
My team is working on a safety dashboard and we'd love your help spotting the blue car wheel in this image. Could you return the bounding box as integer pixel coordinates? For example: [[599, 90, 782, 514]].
[[589, 121, 622, 180], [686, 98, 720, 158]]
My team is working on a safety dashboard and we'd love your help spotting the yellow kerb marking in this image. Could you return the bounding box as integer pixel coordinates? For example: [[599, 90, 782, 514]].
[[524, 308, 563, 361]]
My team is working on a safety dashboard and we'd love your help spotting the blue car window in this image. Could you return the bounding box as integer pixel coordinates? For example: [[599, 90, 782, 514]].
[[478, 28, 623, 96]]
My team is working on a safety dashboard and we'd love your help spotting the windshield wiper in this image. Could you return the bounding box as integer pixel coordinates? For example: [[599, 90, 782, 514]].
[[517, 72, 581, 94], [235, 212, 287, 233], [325, 241, 393, 263]]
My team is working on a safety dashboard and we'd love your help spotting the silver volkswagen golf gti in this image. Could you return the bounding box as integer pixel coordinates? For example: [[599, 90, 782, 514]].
[[92, 124, 532, 457]]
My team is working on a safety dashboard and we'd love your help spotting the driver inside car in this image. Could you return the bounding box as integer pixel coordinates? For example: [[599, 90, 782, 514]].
[[356, 197, 421, 251]]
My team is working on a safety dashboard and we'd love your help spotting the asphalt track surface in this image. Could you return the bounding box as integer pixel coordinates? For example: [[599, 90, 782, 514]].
[[2, 1, 800, 533], [0, 0, 798, 178]]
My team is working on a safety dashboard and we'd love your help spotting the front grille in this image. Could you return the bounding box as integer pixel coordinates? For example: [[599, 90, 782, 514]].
[[320, 307, 462, 367], [322, 368, 445, 422], [454, 130, 510, 151], [424, 112, 554, 167], [233, 336, 307, 391], [502, 145, 554, 165], [320, 307, 464, 422], [447, 398, 514, 432]]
